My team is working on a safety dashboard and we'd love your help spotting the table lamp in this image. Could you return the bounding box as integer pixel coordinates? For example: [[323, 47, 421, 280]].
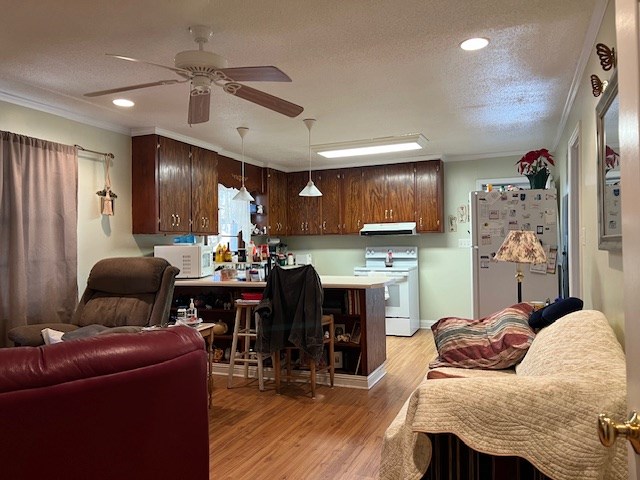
[[494, 230, 547, 303]]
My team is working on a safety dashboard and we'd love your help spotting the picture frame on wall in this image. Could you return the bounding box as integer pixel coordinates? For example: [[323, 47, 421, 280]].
[[334, 351, 343, 369]]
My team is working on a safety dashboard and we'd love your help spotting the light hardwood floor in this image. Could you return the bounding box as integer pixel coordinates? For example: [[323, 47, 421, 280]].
[[209, 329, 436, 480]]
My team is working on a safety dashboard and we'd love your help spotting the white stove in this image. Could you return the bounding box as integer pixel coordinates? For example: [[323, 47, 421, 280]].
[[353, 246, 420, 336]]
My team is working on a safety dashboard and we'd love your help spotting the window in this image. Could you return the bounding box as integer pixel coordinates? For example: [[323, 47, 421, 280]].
[[211, 184, 251, 251]]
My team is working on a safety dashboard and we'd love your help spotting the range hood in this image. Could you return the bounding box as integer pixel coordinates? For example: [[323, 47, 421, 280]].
[[359, 222, 417, 236]]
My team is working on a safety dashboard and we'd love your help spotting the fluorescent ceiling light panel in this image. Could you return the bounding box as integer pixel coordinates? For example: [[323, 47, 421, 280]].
[[316, 133, 428, 159]]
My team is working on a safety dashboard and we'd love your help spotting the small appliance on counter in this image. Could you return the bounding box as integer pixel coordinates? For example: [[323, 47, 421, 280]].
[[154, 244, 213, 279]]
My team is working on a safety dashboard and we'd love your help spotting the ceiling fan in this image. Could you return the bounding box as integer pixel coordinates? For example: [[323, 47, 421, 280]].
[[84, 25, 304, 124]]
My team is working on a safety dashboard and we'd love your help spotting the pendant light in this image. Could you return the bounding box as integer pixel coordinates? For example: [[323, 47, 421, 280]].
[[299, 118, 322, 197], [232, 126, 255, 202]]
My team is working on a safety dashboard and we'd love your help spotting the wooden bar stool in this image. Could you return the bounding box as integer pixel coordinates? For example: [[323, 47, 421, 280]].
[[227, 299, 264, 391], [273, 314, 335, 398]]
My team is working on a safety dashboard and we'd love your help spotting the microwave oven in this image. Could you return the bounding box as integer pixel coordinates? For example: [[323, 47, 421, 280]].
[[154, 245, 214, 279]]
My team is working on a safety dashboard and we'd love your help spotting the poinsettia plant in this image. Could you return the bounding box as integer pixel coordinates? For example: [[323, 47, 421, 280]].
[[516, 148, 555, 175], [605, 145, 620, 172]]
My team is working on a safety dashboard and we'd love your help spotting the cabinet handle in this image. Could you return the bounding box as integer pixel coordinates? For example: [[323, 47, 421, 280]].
[[175, 214, 180, 227], [301, 222, 304, 231], [384, 209, 388, 219], [390, 209, 393, 219], [322, 221, 326, 230], [171, 214, 176, 227], [420, 217, 423, 227], [305, 222, 309, 231], [357, 219, 360, 228]]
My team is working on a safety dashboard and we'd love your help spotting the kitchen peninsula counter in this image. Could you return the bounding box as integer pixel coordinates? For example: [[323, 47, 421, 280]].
[[173, 274, 388, 389], [175, 275, 391, 289]]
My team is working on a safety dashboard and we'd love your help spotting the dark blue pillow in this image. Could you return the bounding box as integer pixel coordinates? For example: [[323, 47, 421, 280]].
[[528, 297, 584, 329]]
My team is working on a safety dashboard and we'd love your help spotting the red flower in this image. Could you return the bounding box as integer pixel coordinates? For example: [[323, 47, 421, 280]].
[[605, 145, 620, 171], [516, 148, 555, 175]]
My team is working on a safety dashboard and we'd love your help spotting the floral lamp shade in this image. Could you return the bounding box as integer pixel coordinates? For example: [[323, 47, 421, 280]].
[[495, 230, 547, 264], [495, 230, 547, 303]]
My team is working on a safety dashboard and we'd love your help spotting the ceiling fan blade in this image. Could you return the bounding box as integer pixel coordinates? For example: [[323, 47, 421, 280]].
[[224, 83, 303, 118], [218, 66, 292, 82], [106, 54, 189, 75], [84, 79, 188, 97], [188, 90, 211, 125]]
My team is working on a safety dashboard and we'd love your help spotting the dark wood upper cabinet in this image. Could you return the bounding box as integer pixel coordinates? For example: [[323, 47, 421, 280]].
[[316, 169, 342, 234], [415, 159, 444, 232], [362, 163, 415, 223], [341, 167, 363, 234], [387, 162, 416, 222], [132, 135, 218, 235], [286, 171, 308, 235], [191, 146, 218, 235], [217, 155, 263, 194], [255, 168, 287, 235]]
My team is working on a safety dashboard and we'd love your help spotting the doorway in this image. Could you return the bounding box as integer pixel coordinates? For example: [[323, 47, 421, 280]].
[[567, 123, 582, 298]]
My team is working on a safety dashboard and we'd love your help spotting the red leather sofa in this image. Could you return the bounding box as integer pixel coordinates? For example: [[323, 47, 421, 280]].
[[0, 327, 209, 480]]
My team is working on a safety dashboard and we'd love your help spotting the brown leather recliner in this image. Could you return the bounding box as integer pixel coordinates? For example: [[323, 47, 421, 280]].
[[0, 327, 209, 480], [8, 257, 180, 346]]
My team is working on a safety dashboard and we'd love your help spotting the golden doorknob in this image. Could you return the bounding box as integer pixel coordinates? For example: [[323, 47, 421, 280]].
[[598, 411, 640, 453]]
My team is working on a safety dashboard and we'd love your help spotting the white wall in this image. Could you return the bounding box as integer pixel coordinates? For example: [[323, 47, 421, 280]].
[[553, 0, 624, 339], [0, 101, 166, 293]]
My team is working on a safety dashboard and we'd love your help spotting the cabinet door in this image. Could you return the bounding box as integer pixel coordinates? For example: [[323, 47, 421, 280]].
[[386, 163, 415, 222], [362, 165, 386, 223], [415, 159, 444, 232], [264, 168, 286, 234], [287, 171, 308, 235], [273, 169, 288, 233], [158, 137, 191, 233], [132, 135, 160, 234], [317, 169, 342, 234], [191, 146, 218, 235], [341, 168, 363, 233], [305, 172, 322, 235]]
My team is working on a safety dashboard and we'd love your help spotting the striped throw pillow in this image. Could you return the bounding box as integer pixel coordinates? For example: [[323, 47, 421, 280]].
[[429, 303, 535, 370]]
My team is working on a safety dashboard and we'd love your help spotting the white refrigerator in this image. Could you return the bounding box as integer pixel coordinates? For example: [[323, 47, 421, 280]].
[[470, 188, 559, 318]]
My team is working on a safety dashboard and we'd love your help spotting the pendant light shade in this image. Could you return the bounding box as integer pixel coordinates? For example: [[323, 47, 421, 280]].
[[232, 126, 255, 202], [299, 118, 322, 197]]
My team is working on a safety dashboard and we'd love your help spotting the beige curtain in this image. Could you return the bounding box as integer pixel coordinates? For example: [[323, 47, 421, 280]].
[[0, 131, 78, 347]]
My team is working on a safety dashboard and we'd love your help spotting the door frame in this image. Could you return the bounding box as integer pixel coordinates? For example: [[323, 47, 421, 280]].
[[567, 123, 583, 298]]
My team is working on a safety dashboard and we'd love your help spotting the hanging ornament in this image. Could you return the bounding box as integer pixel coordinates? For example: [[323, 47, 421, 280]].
[[96, 154, 117, 215]]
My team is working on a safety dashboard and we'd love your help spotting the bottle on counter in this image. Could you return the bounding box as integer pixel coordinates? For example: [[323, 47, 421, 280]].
[[187, 298, 198, 321]]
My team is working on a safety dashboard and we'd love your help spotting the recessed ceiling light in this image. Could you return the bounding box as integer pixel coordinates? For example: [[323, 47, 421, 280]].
[[460, 37, 489, 51], [112, 98, 135, 107]]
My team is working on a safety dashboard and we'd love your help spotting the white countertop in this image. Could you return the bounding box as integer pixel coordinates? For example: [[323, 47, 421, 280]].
[[176, 274, 391, 289]]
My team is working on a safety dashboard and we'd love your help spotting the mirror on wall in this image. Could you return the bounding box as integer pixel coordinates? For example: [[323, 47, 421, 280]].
[[596, 71, 621, 251]]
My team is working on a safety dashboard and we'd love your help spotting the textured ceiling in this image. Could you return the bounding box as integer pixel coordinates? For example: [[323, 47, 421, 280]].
[[0, 0, 602, 170]]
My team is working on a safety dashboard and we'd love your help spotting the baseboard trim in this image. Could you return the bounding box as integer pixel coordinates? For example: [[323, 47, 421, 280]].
[[420, 319, 437, 329], [214, 361, 387, 390]]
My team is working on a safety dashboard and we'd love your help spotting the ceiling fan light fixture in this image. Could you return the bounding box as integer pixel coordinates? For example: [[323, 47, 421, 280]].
[[460, 37, 489, 51], [112, 98, 134, 107], [300, 118, 322, 197], [232, 126, 255, 202]]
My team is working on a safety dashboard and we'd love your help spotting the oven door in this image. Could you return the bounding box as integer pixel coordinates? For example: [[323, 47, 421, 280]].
[[383, 273, 410, 318]]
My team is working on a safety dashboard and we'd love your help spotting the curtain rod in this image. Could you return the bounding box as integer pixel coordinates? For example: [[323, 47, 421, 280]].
[[74, 144, 114, 159]]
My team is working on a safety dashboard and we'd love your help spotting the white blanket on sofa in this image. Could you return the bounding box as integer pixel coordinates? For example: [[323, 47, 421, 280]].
[[380, 310, 627, 480]]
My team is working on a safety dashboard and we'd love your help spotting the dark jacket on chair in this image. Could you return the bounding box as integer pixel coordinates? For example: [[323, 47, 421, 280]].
[[255, 264, 324, 362]]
